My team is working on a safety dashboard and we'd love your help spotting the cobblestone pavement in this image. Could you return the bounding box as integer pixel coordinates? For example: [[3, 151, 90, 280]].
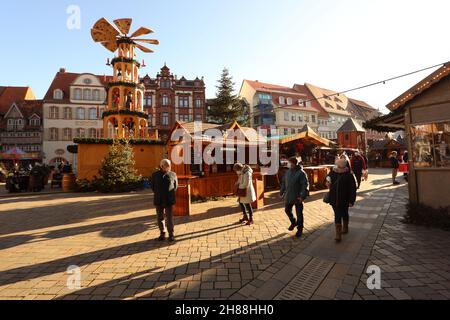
[[0, 169, 449, 300]]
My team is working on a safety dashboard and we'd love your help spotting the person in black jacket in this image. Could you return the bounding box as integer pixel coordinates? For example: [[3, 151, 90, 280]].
[[151, 159, 178, 242], [390, 151, 400, 185], [326, 158, 357, 243], [402, 151, 409, 181]]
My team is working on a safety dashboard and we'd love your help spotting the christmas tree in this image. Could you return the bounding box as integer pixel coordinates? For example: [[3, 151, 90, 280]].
[[208, 68, 249, 125], [97, 139, 141, 192]]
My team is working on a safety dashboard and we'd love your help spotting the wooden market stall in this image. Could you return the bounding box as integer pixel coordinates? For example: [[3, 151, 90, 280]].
[[273, 124, 335, 190], [364, 62, 450, 208], [168, 121, 267, 216]]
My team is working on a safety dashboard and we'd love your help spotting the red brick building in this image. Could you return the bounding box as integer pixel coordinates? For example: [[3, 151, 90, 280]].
[[142, 64, 206, 140]]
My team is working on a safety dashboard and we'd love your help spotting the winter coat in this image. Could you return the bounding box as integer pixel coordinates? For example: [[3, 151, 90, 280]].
[[350, 155, 367, 174], [327, 167, 357, 208], [280, 165, 309, 205], [390, 156, 399, 169], [151, 170, 178, 206], [236, 165, 257, 204]]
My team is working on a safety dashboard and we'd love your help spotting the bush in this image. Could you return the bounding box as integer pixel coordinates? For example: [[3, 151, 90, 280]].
[[402, 203, 450, 231]]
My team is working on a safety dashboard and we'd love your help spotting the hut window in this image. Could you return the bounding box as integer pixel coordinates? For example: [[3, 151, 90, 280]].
[[411, 122, 450, 168]]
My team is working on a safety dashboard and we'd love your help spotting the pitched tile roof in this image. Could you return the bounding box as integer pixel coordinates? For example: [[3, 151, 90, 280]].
[[0, 86, 35, 115], [244, 80, 300, 95], [304, 83, 352, 117], [43, 70, 112, 103]]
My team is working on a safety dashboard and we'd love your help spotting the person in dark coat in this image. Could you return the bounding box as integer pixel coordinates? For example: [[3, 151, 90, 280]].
[[350, 151, 367, 189], [280, 157, 309, 238], [326, 158, 357, 242], [151, 159, 178, 242], [390, 151, 400, 185]]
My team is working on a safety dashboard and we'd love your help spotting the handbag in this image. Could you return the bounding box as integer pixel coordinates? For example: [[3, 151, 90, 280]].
[[237, 188, 247, 197]]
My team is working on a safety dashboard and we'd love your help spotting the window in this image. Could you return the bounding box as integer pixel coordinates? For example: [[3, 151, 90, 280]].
[[311, 115, 316, 123], [411, 122, 450, 168], [179, 96, 189, 108], [30, 118, 40, 126], [89, 108, 97, 120], [162, 113, 169, 126], [162, 94, 170, 106], [287, 97, 293, 106], [284, 128, 289, 135], [63, 128, 72, 141], [53, 89, 63, 100], [160, 79, 171, 88], [291, 115, 296, 121], [279, 96, 285, 105], [76, 128, 86, 138], [49, 106, 59, 119], [195, 114, 202, 121], [76, 108, 85, 120], [284, 112, 289, 121], [83, 89, 91, 101], [258, 93, 272, 104], [306, 101, 312, 108], [93, 90, 100, 101], [89, 128, 97, 138], [298, 99, 305, 107], [299, 115, 303, 122], [144, 95, 152, 107], [63, 107, 72, 120], [195, 99, 203, 108], [179, 114, 190, 122], [74, 88, 82, 100], [99, 108, 104, 118], [291, 128, 296, 134], [50, 128, 58, 141]]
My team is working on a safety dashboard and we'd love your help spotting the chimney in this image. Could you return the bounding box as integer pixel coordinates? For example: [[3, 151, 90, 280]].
[[59, 67, 66, 73]]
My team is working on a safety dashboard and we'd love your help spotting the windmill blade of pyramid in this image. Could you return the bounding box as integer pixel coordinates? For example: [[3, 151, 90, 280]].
[[92, 17, 120, 39], [113, 18, 132, 35], [135, 43, 154, 53], [101, 41, 119, 53], [91, 28, 116, 43], [130, 26, 153, 38], [134, 39, 159, 45]]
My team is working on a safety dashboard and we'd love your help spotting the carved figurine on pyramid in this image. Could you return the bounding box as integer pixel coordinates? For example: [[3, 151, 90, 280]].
[[91, 18, 159, 139]]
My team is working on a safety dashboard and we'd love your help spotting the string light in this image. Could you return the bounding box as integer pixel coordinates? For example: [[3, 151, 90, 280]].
[[245, 61, 448, 118]]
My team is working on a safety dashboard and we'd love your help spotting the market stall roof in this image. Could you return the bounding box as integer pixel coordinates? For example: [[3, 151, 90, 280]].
[[364, 62, 450, 133], [278, 125, 334, 147], [337, 118, 365, 133], [168, 121, 267, 145]]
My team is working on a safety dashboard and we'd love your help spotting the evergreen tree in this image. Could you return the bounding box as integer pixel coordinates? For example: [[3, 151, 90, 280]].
[[208, 68, 249, 125], [97, 139, 141, 192]]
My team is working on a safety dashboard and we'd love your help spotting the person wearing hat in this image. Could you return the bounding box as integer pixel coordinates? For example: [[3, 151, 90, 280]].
[[326, 158, 357, 242], [390, 151, 400, 185], [280, 157, 309, 238], [233, 163, 257, 225]]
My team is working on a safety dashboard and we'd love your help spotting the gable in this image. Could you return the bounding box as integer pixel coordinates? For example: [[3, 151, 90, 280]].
[[4, 103, 24, 119], [72, 74, 103, 87]]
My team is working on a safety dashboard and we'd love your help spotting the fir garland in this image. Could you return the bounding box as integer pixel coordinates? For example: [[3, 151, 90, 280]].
[[102, 109, 148, 119], [110, 57, 141, 67]]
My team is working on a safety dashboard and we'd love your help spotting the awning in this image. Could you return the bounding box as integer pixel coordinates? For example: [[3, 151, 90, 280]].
[[363, 107, 406, 133]]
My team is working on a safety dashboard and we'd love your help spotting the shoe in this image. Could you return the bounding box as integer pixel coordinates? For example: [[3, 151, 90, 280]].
[[246, 218, 254, 226], [335, 224, 342, 243], [393, 181, 400, 185], [295, 230, 303, 238], [288, 221, 297, 231], [168, 235, 175, 242], [158, 233, 166, 241], [239, 216, 249, 224], [342, 219, 349, 234]]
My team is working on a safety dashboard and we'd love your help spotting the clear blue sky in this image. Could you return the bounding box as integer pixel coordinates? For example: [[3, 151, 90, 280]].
[[1, 0, 450, 113]]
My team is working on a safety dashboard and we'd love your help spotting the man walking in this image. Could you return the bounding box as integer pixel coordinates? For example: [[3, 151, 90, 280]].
[[280, 157, 309, 238], [151, 159, 178, 242], [350, 151, 367, 189], [390, 151, 400, 185]]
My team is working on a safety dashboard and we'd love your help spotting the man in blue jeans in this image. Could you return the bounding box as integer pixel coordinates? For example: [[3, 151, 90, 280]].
[[280, 157, 309, 238]]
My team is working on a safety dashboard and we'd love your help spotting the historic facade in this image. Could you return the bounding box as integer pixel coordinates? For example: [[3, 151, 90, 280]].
[[0, 100, 43, 168], [141, 64, 206, 140], [42, 68, 110, 165]]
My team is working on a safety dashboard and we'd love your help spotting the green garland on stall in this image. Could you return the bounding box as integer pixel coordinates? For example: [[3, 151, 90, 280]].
[[102, 109, 148, 119], [73, 138, 165, 145], [110, 57, 141, 67], [107, 81, 145, 89]]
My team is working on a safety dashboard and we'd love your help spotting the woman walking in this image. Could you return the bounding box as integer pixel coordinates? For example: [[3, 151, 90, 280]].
[[234, 163, 257, 225], [326, 158, 357, 243]]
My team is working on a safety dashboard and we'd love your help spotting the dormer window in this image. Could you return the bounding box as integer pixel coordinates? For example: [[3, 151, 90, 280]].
[[74, 88, 82, 100], [298, 99, 305, 107], [53, 89, 63, 100], [279, 96, 285, 105], [287, 97, 293, 106]]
